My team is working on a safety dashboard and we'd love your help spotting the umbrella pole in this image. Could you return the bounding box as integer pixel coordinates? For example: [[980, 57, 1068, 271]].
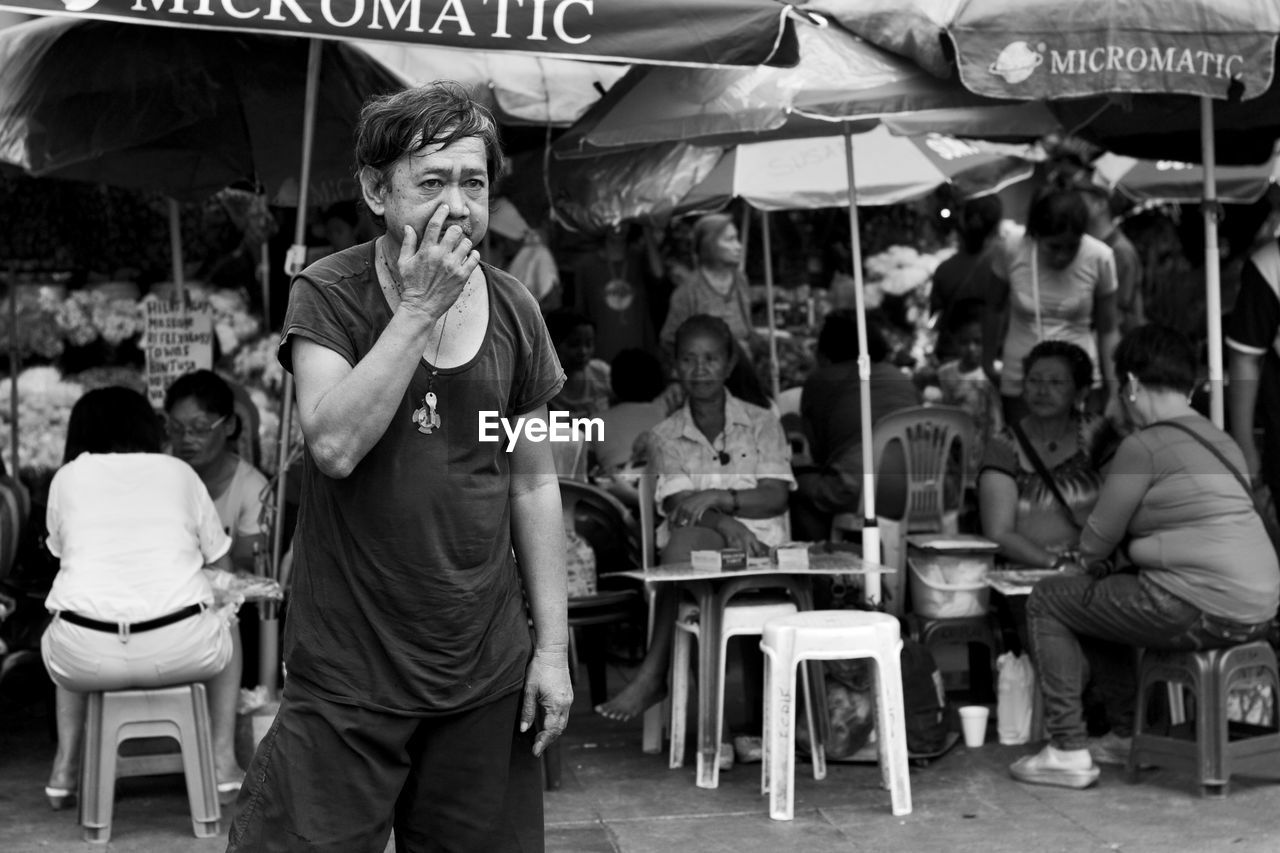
[[1201, 97, 1224, 428], [168, 198, 185, 306], [761, 210, 781, 400], [7, 260, 18, 474], [259, 37, 323, 699], [844, 124, 881, 597]]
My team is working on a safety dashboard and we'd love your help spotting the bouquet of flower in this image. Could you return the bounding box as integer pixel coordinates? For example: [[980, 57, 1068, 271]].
[[54, 290, 147, 347], [0, 288, 66, 360], [207, 288, 262, 357]]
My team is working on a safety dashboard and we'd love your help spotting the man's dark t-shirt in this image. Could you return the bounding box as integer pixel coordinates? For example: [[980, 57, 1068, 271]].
[[278, 242, 565, 714]]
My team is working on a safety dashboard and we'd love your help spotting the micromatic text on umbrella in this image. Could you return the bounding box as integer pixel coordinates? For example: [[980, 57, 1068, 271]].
[[478, 411, 602, 450]]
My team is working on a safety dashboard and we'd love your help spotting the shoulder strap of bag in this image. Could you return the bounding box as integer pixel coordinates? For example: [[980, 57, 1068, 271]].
[[1009, 419, 1081, 530], [1150, 419, 1254, 499]]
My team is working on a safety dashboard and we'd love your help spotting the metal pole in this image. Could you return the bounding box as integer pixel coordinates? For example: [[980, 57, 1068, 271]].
[[760, 210, 781, 400], [168, 198, 185, 306], [7, 261, 18, 474], [1201, 97, 1224, 428], [844, 124, 882, 600]]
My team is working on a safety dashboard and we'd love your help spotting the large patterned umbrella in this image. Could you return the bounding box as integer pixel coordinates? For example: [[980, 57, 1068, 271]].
[[811, 0, 1280, 425]]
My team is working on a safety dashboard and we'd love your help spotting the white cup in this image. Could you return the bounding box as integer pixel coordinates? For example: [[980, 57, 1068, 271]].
[[959, 705, 990, 748]]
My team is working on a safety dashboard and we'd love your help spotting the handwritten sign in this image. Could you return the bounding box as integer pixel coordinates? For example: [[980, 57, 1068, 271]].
[[144, 297, 214, 407]]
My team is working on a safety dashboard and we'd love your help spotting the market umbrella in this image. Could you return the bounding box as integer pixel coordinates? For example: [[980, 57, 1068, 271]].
[[811, 0, 1280, 427], [678, 126, 1034, 213], [0, 0, 804, 67], [1092, 151, 1277, 206], [351, 40, 627, 127], [554, 20, 1058, 158], [0, 16, 402, 207]]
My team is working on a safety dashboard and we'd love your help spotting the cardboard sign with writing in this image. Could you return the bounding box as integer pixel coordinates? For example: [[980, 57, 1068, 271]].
[[144, 297, 214, 408]]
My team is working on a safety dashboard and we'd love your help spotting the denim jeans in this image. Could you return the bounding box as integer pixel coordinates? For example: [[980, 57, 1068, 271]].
[[1026, 572, 1269, 751]]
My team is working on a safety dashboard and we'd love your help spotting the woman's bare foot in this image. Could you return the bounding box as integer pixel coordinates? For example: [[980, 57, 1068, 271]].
[[595, 676, 667, 722]]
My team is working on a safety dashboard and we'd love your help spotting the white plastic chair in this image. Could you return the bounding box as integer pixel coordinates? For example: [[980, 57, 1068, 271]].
[[760, 610, 912, 821], [874, 405, 975, 536]]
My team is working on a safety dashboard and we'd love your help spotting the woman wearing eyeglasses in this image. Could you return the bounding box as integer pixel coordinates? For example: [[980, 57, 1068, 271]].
[[41, 387, 244, 810], [979, 340, 1111, 571], [595, 314, 794, 724], [164, 370, 269, 574], [1009, 325, 1279, 789]]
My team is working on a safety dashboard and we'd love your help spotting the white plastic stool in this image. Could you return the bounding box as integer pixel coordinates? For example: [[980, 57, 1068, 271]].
[[760, 610, 912, 820], [80, 684, 221, 843], [668, 595, 803, 785]]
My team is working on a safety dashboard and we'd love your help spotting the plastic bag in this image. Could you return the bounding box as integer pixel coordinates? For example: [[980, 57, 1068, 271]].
[[996, 651, 1037, 745]]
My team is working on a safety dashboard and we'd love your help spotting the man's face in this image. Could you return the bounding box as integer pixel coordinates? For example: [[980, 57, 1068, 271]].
[[363, 134, 490, 249]]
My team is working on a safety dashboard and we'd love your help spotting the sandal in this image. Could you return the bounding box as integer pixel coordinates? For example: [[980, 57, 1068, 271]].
[[1009, 746, 1100, 790], [45, 785, 76, 811], [217, 776, 244, 805]]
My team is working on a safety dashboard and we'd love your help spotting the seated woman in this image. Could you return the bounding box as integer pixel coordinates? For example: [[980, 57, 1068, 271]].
[[980, 340, 1110, 570], [1009, 325, 1280, 790], [165, 370, 269, 573], [40, 387, 244, 809], [595, 314, 794, 721]]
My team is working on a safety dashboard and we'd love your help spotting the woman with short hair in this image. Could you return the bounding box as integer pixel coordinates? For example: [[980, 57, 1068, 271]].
[[41, 387, 244, 809], [1009, 325, 1280, 790]]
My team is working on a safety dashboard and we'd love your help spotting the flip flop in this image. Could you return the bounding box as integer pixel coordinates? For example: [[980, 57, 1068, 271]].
[[217, 778, 244, 805], [1009, 749, 1100, 790]]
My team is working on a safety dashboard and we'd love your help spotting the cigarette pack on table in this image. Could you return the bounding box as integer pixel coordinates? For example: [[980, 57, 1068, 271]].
[[772, 543, 810, 570], [691, 550, 723, 571], [719, 548, 748, 571]]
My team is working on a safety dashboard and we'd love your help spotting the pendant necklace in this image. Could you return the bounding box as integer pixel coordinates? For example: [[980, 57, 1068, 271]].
[[381, 244, 447, 436], [411, 313, 450, 435], [1034, 419, 1071, 453]]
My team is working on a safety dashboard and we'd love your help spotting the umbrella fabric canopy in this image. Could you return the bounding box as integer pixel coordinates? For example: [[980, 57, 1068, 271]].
[[0, 0, 802, 67], [350, 40, 626, 126], [813, 0, 1280, 165], [813, 0, 1280, 100], [0, 16, 403, 206], [555, 20, 1058, 158], [1092, 152, 1276, 205], [814, 0, 1280, 426], [679, 126, 1035, 213]]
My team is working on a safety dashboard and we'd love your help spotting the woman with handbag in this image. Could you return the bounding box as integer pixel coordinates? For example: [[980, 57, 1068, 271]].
[[1009, 325, 1280, 790], [978, 340, 1109, 571]]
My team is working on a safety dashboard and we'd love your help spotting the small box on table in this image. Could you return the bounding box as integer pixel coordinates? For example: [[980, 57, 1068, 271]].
[[690, 548, 748, 571]]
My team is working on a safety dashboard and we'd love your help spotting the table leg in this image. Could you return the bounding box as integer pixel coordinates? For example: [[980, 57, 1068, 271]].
[[692, 582, 722, 789]]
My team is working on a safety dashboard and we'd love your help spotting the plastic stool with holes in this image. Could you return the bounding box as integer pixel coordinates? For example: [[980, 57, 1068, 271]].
[[80, 683, 221, 843], [760, 610, 912, 820], [1129, 640, 1280, 797], [669, 594, 803, 783]]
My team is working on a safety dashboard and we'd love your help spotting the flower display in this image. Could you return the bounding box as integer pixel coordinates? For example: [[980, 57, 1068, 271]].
[[207, 288, 263, 357], [54, 290, 148, 347], [0, 287, 66, 360], [0, 366, 84, 475], [862, 245, 956, 374]]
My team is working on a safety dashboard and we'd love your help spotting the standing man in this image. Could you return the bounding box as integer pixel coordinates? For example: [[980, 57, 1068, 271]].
[[1226, 234, 1280, 516], [228, 84, 572, 853]]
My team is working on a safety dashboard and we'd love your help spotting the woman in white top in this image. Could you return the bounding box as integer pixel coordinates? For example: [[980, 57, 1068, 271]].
[[985, 186, 1120, 423], [596, 315, 794, 721], [41, 388, 244, 809], [164, 370, 269, 573]]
